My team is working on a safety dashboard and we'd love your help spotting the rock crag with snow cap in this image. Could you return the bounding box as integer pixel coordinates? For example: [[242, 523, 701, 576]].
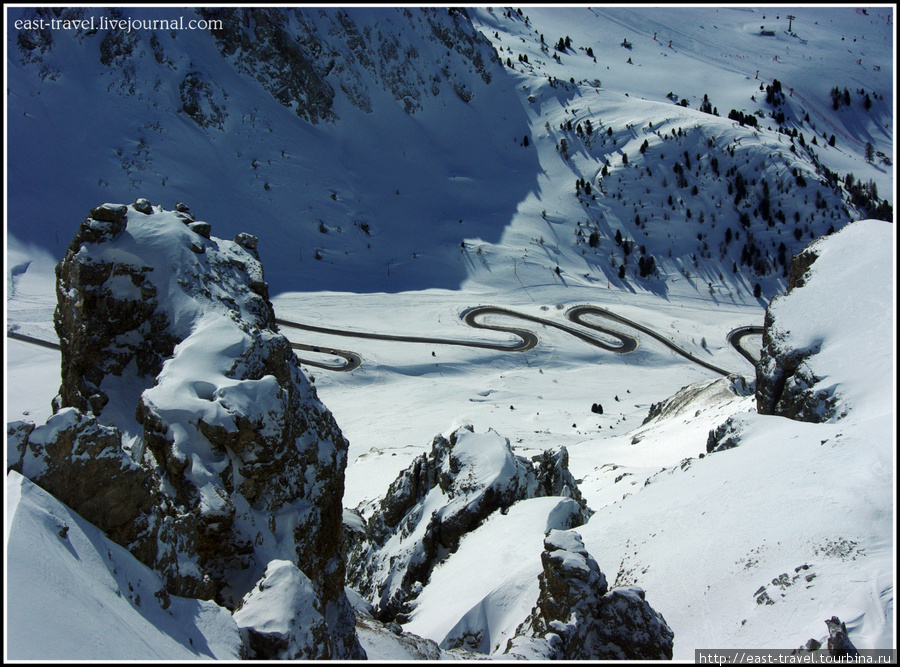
[[505, 529, 674, 660], [347, 424, 592, 623], [7, 200, 364, 659]]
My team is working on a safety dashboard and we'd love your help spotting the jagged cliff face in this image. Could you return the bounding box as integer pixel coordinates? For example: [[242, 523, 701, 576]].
[[346, 425, 592, 623], [197, 7, 497, 120], [13, 7, 500, 127], [7, 201, 363, 659]]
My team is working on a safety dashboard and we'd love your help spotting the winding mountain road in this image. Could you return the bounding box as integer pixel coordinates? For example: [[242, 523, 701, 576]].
[[8, 306, 761, 376], [275, 305, 757, 375]]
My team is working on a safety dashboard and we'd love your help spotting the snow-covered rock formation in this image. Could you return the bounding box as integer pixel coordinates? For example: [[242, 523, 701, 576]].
[[347, 425, 592, 623], [754, 219, 891, 425], [6, 200, 363, 658], [504, 529, 674, 660], [756, 243, 841, 422]]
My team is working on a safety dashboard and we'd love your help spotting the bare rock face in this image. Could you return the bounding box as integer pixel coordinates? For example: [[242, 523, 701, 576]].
[[7, 201, 363, 659], [505, 530, 674, 660], [347, 425, 592, 622]]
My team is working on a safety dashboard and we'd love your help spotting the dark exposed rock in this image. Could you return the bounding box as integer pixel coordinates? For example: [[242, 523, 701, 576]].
[[347, 425, 592, 622], [792, 616, 859, 658], [787, 246, 818, 292], [198, 8, 337, 124], [756, 317, 837, 422], [234, 232, 258, 251], [99, 15, 140, 67], [706, 415, 743, 454], [53, 204, 175, 416], [179, 71, 228, 131], [505, 530, 674, 660], [9, 202, 364, 659], [825, 616, 860, 658], [196, 7, 499, 121], [187, 220, 211, 239], [16, 9, 54, 56], [132, 197, 153, 214]]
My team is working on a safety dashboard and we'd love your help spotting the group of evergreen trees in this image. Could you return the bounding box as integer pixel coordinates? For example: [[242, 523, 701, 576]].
[[555, 35, 571, 51], [829, 85, 876, 112], [727, 109, 758, 128]]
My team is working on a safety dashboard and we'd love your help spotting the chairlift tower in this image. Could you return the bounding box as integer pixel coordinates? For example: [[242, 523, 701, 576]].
[[787, 14, 795, 33]]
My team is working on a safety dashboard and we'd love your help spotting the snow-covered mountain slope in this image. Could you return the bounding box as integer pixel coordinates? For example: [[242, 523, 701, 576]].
[[6, 7, 893, 297], [6, 470, 242, 660], [5, 5, 895, 661]]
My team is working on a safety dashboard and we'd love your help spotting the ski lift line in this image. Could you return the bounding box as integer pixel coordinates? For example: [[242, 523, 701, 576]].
[[780, 84, 863, 147]]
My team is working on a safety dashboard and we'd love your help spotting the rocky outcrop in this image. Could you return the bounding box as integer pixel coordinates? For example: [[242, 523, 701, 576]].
[[199, 8, 338, 124], [347, 425, 592, 622], [793, 616, 860, 658], [179, 72, 228, 131], [15, 7, 500, 127], [643, 374, 752, 426], [787, 246, 819, 292], [505, 530, 674, 660], [7, 201, 363, 659], [756, 244, 839, 423], [232, 560, 331, 660], [706, 415, 745, 454], [755, 334, 837, 422]]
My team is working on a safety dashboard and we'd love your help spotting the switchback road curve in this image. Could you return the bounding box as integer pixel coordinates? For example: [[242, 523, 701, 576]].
[[727, 326, 765, 366]]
